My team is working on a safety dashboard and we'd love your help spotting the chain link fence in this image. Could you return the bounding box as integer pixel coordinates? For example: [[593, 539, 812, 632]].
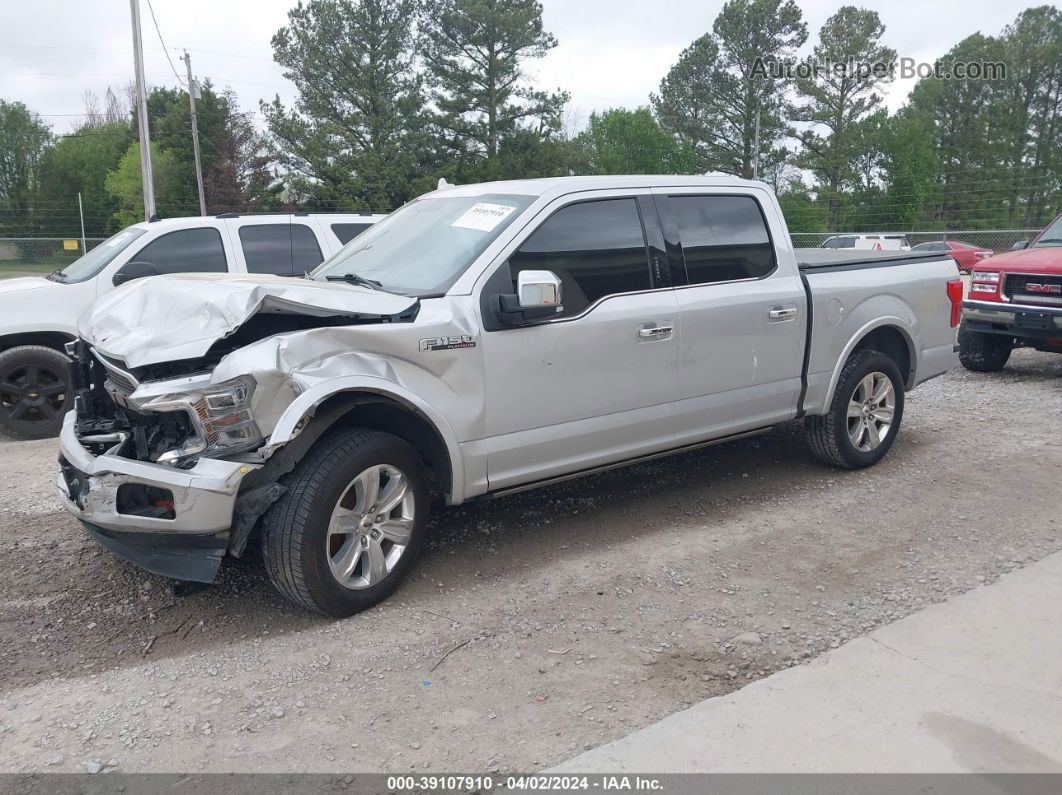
[[0, 237, 107, 278], [790, 230, 1041, 253]]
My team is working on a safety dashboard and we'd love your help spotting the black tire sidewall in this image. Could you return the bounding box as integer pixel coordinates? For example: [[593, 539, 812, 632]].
[[957, 326, 1012, 371], [830, 351, 905, 469], [294, 433, 429, 617], [0, 346, 72, 440]]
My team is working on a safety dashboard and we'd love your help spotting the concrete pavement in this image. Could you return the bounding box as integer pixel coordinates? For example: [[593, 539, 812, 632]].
[[557, 551, 1062, 773]]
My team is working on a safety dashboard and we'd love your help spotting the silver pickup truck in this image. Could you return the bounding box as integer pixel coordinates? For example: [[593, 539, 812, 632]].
[[56, 176, 961, 616]]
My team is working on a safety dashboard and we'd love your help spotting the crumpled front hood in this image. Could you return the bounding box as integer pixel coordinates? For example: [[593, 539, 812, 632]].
[[0, 276, 56, 295], [79, 272, 418, 368]]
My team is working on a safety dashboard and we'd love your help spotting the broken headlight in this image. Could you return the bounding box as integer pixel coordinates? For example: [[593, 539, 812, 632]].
[[130, 375, 263, 463]]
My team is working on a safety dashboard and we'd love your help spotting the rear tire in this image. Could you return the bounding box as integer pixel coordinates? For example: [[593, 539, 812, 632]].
[[805, 349, 905, 470], [957, 326, 1012, 372], [261, 427, 429, 617], [0, 345, 72, 440]]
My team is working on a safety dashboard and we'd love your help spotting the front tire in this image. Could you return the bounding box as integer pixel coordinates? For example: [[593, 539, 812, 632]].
[[957, 326, 1012, 372], [261, 428, 429, 617], [805, 349, 905, 469], [0, 345, 72, 440]]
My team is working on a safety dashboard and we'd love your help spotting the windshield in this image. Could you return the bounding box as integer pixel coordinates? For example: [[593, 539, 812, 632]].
[[1032, 215, 1062, 247], [311, 193, 536, 295], [57, 227, 148, 283]]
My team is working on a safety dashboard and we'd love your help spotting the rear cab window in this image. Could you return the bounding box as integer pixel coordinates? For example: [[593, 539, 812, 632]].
[[331, 222, 373, 245], [667, 195, 776, 284]]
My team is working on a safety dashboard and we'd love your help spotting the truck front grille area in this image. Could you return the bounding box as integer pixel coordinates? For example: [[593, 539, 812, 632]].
[[70, 340, 199, 465], [1003, 274, 1062, 307]]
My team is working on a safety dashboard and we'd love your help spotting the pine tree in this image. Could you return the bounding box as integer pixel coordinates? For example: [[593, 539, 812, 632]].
[[420, 0, 569, 175], [263, 0, 431, 211]]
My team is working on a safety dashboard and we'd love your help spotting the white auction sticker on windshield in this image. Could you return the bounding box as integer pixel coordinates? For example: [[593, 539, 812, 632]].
[[104, 230, 135, 247], [451, 202, 516, 232]]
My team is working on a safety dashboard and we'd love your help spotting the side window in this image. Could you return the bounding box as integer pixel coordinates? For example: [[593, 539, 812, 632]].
[[291, 224, 324, 272], [509, 198, 650, 319], [331, 222, 372, 245], [239, 224, 293, 275], [835, 237, 856, 249], [670, 195, 776, 284], [134, 228, 227, 274]]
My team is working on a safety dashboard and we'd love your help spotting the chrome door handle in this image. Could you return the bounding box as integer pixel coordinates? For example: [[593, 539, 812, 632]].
[[768, 306, 798, 321], [638, 323, 674, 340]]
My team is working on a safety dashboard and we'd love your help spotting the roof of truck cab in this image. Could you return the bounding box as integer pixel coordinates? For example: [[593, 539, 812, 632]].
[[427, 175, 772, 200], [124, 212, 386, 232]]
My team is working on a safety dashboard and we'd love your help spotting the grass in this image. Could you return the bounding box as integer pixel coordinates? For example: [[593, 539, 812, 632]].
[[0, 262, 56, 279]]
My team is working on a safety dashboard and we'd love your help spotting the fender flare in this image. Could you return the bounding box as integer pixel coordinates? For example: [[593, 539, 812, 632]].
[[267, 375, 466, 503], [820, 316, 918, 414]]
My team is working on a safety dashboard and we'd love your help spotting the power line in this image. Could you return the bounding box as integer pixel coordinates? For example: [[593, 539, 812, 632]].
[[144, 0, 186, 87]]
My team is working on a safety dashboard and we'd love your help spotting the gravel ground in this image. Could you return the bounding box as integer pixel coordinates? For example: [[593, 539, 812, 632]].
[[0, 348, 1059, 774]]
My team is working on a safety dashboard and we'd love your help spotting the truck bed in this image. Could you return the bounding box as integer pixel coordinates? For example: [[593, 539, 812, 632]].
[[795, 249, 943, 271]]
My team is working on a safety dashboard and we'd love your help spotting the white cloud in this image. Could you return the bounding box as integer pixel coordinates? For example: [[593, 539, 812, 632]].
[[0, 0, 1038, 135]]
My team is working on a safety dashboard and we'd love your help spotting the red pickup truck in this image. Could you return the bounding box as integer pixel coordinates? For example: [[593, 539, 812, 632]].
[[958, 214, 1062, 371]]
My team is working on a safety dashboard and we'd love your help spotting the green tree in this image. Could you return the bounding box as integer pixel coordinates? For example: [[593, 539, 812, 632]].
[[149, 83, 276, 214], [0, 100, 52, 232], [577, 107, 694, 174], [998, 6, 1062, 226], [906, 33, 1012, 229], [263, 0, 430, 211], [654, 0, 807, 178], [792, 6, 896, 230], [36, 121, 134, 236], [105, 141, 186, 227], [778, 183, 828, 233], [420, 0, 569, 176]]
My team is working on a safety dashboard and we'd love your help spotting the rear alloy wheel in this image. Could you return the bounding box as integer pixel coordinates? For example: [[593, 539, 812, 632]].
[[805, 349, 905, 469], [0, 345, 72, 440], [846, 371, 896, 453]]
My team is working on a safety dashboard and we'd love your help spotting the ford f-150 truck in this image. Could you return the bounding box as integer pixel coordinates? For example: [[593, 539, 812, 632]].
[[958, 213, 1062, 371], [56, 176, 961, 617], [0, 212, 384, 440]]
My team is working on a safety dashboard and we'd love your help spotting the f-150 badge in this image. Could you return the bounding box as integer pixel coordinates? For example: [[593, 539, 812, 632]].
[[419, 335, 476, 351]]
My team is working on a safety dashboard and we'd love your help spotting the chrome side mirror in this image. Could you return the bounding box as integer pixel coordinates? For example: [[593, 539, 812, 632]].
[[1011, 240, 1029, 250], [517, 270, 562, 310]]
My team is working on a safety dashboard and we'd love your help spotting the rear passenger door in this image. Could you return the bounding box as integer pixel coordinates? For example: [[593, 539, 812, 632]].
[[654, 190, 806, 444], [232, 219, 325, 276]]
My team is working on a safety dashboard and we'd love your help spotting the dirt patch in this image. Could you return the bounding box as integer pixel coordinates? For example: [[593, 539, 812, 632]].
[[0, 349, 1059, 773]]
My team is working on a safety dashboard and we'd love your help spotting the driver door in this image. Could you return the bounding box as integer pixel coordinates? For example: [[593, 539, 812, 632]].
[[477, 193, 679, 491]]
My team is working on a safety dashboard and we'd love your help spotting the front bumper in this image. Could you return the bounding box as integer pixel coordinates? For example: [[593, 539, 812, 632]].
[[56, 412, 261, 578], [961, 300, 1062, 340]]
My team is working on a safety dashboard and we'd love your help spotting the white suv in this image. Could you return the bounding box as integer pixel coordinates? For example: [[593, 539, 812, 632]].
[[0, 212, 385, 439], [820, 234, 911, 251]]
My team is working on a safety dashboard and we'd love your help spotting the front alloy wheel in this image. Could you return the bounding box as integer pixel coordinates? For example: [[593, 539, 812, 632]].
[[326, 464, 416, 590], [262, 427, 429, 617]]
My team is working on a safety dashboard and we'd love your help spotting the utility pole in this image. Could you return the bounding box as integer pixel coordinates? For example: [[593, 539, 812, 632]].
[[183, 51, 207, 216], [77, 192, 87, 254], [129, 0, 156, 221], [752, 105, 761, 181]]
